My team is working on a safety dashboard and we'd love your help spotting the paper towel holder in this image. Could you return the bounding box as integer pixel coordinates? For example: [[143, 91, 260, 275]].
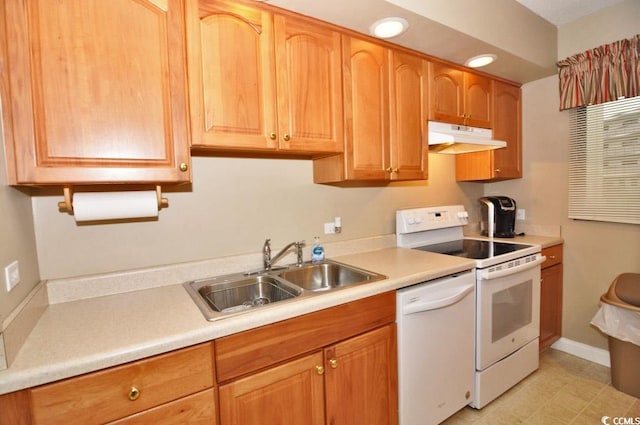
[[58, 186, 169, 215]]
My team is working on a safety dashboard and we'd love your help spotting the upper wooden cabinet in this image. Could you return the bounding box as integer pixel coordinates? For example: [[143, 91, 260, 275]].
[[313, 37, 427, 184], [188, 0, 343, 155], [0, 0, 192, 185], [455, 80, 522, 181], [389, 50, 429, 181], [429, 62, 492, 129]]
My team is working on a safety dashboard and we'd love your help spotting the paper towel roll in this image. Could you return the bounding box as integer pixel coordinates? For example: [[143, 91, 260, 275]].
[[72, 191, 159, 222]]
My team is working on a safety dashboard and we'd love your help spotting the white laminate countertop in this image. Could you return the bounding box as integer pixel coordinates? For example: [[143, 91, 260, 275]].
[[0, 234, 563, 395]]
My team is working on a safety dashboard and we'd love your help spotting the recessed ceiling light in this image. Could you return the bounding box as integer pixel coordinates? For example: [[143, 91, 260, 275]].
[[370, 17, 409, 39], [465, 54, 497, 68]]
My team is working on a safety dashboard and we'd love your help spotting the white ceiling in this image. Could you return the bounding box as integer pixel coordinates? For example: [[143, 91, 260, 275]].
[[515, 0, 625, 26]]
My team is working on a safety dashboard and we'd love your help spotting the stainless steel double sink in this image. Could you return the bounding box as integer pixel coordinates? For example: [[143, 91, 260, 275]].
[[183, 260, 386, 321]]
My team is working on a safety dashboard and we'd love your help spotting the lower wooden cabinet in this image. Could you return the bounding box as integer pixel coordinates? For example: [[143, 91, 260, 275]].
[[0, 343, 216, 425], [324, 325, 398, 425], [219, 351, 326, 425], [218, 325, 397, 425], [215, 291, 398, 425], [540, 244, 564, 351]]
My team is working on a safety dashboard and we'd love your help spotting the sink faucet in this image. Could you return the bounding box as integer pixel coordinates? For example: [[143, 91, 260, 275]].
[[263, 239, 305, 270]]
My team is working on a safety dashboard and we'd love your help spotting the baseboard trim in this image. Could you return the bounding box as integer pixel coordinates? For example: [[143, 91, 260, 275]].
[[551, 337, 611, 367]]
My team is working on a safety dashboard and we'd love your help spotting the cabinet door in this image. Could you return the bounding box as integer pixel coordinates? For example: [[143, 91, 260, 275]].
[[429, 62, 465, 125], [389, 51, 428, 181], [455, 81, 521, 181], [1, 0, 191, 185], [540, 263, 563, 351], [342, 36, 390, 180], [219, 352, 325, 425], [491, 80, 522, 179], [464, 72, 492, 128], [189, 0, 277, 151], [325, 325, 398, 425], [274, 15, 343, 154]]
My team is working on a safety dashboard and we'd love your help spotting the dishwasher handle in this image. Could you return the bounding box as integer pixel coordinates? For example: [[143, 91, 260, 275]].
[[402, 283, 474, 315]]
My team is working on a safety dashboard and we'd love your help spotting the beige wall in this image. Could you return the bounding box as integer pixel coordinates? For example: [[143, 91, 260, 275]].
[[486, 0, 640, 350], [0, 103, 40, 322], [31, 155, 483, 279], [558, 0, 640, 60], [487, 76, 640, 349]]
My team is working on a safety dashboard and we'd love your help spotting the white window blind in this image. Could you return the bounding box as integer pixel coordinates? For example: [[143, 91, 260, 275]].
[[568, 96, 640, 225]]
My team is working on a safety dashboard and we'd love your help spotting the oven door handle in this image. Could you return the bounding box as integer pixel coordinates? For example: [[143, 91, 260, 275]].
[[477, 256, 547, 280], [402, 284, 474, 315]]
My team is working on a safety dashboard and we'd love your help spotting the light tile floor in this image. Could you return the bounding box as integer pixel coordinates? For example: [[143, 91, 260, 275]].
[[442, 348, 640, 425]]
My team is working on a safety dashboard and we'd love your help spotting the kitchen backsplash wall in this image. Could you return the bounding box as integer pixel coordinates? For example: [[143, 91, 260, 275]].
[[0, 102, 41, 324], [31, 154, 483, 280]]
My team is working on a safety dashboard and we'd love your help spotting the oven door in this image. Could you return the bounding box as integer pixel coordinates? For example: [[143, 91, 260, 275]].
[[476, 263, 541, 370]]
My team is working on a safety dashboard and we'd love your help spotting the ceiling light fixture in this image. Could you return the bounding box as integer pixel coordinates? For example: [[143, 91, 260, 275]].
[[465, 54, 497, 68], [370, 17, 409, 39]]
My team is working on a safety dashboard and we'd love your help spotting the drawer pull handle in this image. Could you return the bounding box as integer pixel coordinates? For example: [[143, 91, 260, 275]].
[[549, 255, 556, 259], [329, 359, 338, 369], [316, 366, 325, 375], [128, 386, 141, 401]]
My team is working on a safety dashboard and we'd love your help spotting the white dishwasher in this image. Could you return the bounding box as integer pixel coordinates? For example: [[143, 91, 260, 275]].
[[396, 270, 476, 425]]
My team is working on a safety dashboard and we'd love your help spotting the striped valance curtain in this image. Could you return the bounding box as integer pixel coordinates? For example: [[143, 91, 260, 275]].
[[557, 34, 640, 111]]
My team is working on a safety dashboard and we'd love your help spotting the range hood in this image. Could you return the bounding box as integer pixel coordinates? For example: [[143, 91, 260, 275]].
[[428, 121, 507, 154]]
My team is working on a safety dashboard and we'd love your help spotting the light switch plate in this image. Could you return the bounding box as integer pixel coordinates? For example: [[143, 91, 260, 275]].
[[4, 260, 20, 292], [516, 209, 526, 220]]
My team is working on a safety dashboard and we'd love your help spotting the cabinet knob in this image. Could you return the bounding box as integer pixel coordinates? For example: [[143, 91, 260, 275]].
[[283, 133, 291, 141], [179, 163, 188, 172], [393, 168, 399, 173], [495, 168, 501, 173], [269, 132, 277, 140], [128, 386, 141, 401], [329, 359, 338, 369], [385, 167, 392, 173], [316, 365, 325, 375]]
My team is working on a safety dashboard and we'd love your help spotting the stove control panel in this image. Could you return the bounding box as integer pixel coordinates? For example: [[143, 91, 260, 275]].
[[396, 205, 469, 234]]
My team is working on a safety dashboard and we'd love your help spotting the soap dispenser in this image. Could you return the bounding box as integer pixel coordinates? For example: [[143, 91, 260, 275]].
[[311, 236, 325, 263]]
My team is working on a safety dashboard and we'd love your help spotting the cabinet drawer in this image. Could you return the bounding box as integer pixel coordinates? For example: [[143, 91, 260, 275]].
[[107, 389, 216, 425], [215, 292, 396, 382], [542, 244, 563, 269], [30, 343, 214, 425]]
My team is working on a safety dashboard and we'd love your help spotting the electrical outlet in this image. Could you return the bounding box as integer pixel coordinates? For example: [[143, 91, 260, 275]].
[[4, 260, 20, 292], [324, 222, 336, 234], [516, 209, 526, 220]]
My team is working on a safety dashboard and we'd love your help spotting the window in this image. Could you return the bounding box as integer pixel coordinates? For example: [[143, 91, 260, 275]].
[[568, 96, 640, 225]]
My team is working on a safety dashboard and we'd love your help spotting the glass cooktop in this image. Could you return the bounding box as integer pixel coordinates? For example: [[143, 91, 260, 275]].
[[413, 239, 533, 260]]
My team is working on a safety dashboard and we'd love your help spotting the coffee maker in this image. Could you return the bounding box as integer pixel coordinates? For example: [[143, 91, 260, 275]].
[[479, 196, 517, 238]]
